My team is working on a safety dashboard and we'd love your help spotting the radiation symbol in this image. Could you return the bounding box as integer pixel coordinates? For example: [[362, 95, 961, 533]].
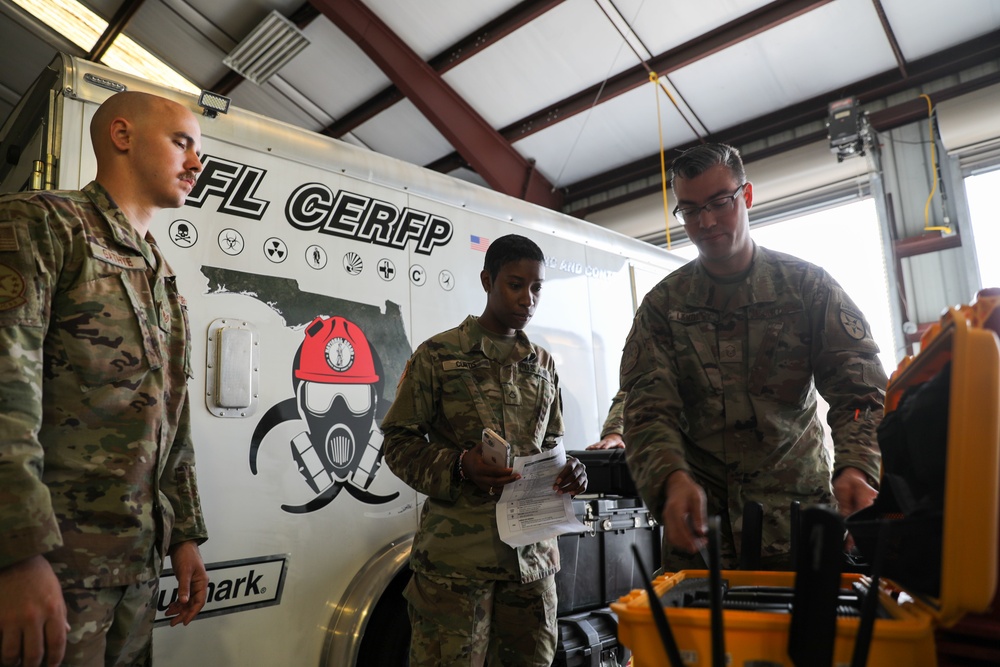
[[264, 237, 287, 263]]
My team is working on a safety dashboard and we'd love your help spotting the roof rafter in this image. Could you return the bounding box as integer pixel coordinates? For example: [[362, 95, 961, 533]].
[[321, 0, 566, 139], [88, 0, 146, 61], [426, 0, 833, 175], [311, 0, 563, 208], [565, 28, 1000, 216], [871, 0, 908, 79]]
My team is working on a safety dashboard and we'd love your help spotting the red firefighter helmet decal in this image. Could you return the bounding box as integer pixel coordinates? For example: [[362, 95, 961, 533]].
[[294, 316, 380, 384]]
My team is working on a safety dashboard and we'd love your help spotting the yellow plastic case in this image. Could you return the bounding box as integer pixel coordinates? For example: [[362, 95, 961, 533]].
[[612, 292, 1000, 667]]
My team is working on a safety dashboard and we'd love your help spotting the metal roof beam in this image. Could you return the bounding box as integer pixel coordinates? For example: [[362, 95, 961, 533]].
[[564, 29, 1000, 213], [506, 0, 832, 140], [426, 0, 832, 174], [322, 0, 566, 138], [87, 0, 146, 61], [871, 0, 908, 79], [312, 0, 563, 208]]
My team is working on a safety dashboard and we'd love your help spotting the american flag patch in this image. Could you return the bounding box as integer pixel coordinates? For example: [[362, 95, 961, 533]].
[[0, 225, 18, 251], [470, 235, 490, 252]]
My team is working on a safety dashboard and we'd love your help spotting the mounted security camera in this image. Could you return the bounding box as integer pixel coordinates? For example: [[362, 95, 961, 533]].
[[827, 97, 871, 162]]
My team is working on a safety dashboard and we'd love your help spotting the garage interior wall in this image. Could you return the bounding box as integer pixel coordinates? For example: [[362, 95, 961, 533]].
[[586, 81, 1000, 356]]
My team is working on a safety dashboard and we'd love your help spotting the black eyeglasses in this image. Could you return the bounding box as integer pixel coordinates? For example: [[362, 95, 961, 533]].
[[672, 183, 747, 224]]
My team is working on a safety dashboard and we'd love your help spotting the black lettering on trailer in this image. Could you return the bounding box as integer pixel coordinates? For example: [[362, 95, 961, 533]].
[[186, 155, 269, 219], [284, 183, 454, 255]]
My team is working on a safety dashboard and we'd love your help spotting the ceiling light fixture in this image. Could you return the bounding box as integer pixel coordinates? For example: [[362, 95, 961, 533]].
[[9, 0, 199, 95], [198, 90, 232, 118], [223, 10, 310, 86], [10, 0, 103, 52]]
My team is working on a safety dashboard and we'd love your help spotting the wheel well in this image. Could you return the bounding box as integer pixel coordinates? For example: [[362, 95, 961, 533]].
[[321, 534, 413, 667], [355, 566, 412, 667]]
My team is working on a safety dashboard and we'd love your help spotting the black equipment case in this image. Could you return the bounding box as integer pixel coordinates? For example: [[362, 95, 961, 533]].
[[556, 497, 661, 615], [554, 449, 661, 666], [553, 609, 629, 667], [569, 449, 637, 497]]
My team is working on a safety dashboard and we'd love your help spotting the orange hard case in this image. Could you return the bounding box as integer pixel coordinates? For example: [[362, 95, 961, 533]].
[[612, 293, 1000, 666]]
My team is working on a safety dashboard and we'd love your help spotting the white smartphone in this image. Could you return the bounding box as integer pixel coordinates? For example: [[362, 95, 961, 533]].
[[481, 428, 512, 467]]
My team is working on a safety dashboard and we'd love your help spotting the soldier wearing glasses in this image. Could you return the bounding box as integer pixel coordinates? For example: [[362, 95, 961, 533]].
[[620, 143, 886, 571]]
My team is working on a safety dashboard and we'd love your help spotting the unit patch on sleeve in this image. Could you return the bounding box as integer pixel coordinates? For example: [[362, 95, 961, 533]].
[[839, 308, 866, 340], [621, 339, 639, 375], [0, 263, 27, 311]]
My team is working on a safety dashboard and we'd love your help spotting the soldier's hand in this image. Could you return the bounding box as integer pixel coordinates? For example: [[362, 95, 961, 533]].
[[832, 466, 878, 518], [553, 457, 587, 496], [165, 541, 208, 627], [0, 554, 67, 667], [662, 470, 708, 555], [585, 433, 624, 450], [464, 442, 520, 496]]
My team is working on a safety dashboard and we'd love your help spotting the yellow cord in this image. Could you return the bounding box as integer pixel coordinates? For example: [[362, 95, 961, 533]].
[[652, 71, 671, 249], [920, 93, 952, 235]]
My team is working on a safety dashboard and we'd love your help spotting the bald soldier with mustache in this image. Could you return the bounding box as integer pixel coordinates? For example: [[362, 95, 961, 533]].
[[0, 92, 209, 667]]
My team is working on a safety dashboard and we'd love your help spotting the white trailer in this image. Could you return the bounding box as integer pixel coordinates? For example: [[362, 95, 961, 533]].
[[0, 55, 683, 666]]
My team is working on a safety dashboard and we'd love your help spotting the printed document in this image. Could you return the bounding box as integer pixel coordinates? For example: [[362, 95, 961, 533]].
[[496, 442, 586, 547]]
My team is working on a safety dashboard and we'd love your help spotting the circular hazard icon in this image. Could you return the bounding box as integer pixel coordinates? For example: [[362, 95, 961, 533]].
[[306, 245, 328, 270], [0, 263, 26, 312], [169, 219, 198, 247], [344, 252, 363, 275], [409, 265, 426, 286], [264, 237, 288, 263], [218, 228, 244, 256], [377, 258, 396, 281]]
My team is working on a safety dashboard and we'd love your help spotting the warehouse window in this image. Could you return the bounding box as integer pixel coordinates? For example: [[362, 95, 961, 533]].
[[964, 167, 1000, 291], [670, 198, 898, 371]]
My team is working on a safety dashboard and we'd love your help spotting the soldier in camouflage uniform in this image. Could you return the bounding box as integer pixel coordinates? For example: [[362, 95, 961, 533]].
[[382, 234, 587, 667], [0, 92, 209, 667], [620, 143, 886, 571], [587, 389, 626, 449]]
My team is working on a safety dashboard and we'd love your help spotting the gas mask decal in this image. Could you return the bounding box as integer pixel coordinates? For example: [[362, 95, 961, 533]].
[[250, 316, 398, 513]]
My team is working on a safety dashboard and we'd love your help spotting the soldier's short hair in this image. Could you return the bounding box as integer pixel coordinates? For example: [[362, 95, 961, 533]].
[[484, 234, 544, 281], [669, 143, 746, 189]]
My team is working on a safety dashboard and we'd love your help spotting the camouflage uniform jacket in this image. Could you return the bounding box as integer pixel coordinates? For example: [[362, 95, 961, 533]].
[[0, 182, 207, 587], [601, 388, 626, 438], [620, 245, 885, 556], [382, 315, 564, 584]]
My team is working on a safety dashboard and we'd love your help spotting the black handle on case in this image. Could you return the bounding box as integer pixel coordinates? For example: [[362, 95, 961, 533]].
[[789, 499, 801, 569], [740, 501, 764, 570], [631, 543, 686, 667], [850, 519, 890, 667], [707, 515, 727, 667], [788, 506, 844, 667]]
